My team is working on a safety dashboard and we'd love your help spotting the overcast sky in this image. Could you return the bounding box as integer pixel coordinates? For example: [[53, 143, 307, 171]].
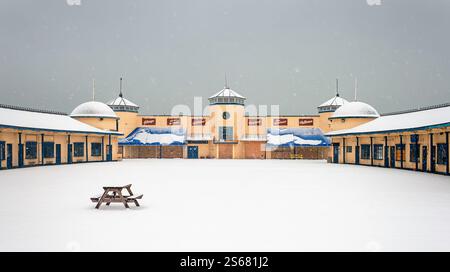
[[0, 0, 449, 115]]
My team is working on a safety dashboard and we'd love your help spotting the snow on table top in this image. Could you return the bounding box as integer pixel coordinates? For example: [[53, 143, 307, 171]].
[[327, 104, 450, 136], [0, 106, 120, 135]]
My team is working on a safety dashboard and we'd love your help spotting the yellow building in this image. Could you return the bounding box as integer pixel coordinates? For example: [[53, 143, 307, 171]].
[[326, 103, 450, 175], [111, 83, 348, 159], [0, 103, 122, 170]]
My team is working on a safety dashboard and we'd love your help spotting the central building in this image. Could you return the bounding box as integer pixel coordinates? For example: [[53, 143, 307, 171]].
[[110, 83, 358, 159]]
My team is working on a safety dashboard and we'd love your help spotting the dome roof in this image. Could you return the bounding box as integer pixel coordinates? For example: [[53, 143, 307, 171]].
[[319, 95, 348, 108], [331, 101, 380, 119], [209, 87, 245, 99], [70, 101, 118, 119]]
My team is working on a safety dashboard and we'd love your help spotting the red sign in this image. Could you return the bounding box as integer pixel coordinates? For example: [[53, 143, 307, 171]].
[[248, 118, 262, 126], [273, 118, 288, 126], [299, 118, 314, 126], [142, 118, 156, 126], [167, 118, 181, 126], [191, 118, 206, 126]]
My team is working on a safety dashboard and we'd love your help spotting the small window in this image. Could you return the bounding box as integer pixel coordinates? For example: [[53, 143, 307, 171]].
[[25, 142, 37, 159], [395, 144, 405, 162], [91, 143, 102, 157], [361, 144, 371, 160], [346, 146, 352, 153], [373, 144, 383, 160], [42, 142, 54, 158], [410, 144, 420, 163], [219, 126, 233, 141], [437, 143, 448, 165], [73, 142, 84, 157]]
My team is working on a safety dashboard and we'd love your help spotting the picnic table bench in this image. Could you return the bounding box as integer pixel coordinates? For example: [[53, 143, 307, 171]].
[[91, 184, 143, 209]]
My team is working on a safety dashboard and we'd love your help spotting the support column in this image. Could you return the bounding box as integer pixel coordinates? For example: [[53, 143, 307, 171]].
[[400, 135, 403, 169], [384, 136, 388, 168], [430, 133, 434, 173], [41, 134, 45, 165], [415, 134, 419, 171], [108, 134, 112, 161], [85, 135, 89, 162], [102, 136, 105, 161], [446, 131, 449, 175], [370, 137, 373, 166], [355, 137, 359, 165], [343, 137, 346, 164], [67, 134, 72, 164]]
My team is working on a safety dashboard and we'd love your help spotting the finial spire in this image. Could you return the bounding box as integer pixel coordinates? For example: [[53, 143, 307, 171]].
[[224, 73, 229, 89], [119, 77, 123, 98], [336, 78, 339, 97], [92, 78, 95, 101]]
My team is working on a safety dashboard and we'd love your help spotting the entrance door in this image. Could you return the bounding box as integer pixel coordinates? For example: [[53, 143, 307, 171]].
[[7, 144, 13, 169], [67, 144, 72, 164], [107, 145, 112, 161], [18, 143, 24, 168], [355, 146, 360, 165], [390, 146, 395, 168], [333, 144, 339, 163], [187, 146, 198, 159], [55, 144, 61, 165], [384, 146, 389, 167], [422, 146, 428, 172]]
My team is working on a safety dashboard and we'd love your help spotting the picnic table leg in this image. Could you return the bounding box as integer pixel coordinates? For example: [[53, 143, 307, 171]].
[[117, 190, 129, 208], [134, 200, 140, 207], [125, 186, 133, 196], [95, 189, 109, 209]]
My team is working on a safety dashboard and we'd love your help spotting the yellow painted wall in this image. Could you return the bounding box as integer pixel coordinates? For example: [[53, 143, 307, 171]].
[[72, 117, 117, 131], [329, 117, 376, 132]]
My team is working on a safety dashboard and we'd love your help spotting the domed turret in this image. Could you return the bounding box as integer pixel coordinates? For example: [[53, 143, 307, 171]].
[[107, 78, 139, 113], [208, 83, 246, 106]]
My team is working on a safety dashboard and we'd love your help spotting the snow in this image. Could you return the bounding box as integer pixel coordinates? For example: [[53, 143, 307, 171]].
[[1, 159, 450, 252], [208, 87, 245, 99], [266, 128, 330, 146], [327, 104, 450, 136], [0, 106, 120, 135], [318, 95, 348, 107], [119, 127, 185, 145], [70, 101, 118, 119], [331, 101, 380, 119], [107, 97, 139, 107]]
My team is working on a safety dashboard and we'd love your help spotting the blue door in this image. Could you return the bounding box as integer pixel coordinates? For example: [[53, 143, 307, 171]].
[[384, 146, 389, 167], [333, 144, 339, 163], [56, 144, 61, 165], [390, 146, 395, 168], [422, 146, 428, 172], [188, 146, 199, 159], [7, 144, 13, 169], [67, 144, 72, 164], [355, 146, 360, 165], [107, 145, 112, 161], [18, 143, 24, 168]]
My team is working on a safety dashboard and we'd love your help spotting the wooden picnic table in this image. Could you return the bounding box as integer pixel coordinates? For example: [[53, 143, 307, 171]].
[[91, 184, 143, 209]]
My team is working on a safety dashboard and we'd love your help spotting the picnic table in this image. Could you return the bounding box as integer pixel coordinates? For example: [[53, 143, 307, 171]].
[[91, 184, 143, 209]]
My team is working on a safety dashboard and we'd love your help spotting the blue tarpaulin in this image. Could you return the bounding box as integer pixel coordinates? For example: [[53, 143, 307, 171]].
[[266, 128, 330, 147], [119, 127, 186, 146]]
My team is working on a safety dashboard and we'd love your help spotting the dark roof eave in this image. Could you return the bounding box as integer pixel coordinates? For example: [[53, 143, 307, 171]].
[[326, 122, 450, 137], [0, 124, 123, 136]]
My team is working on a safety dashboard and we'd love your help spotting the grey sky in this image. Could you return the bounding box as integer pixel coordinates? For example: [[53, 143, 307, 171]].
[[0, 0, 449, 115]]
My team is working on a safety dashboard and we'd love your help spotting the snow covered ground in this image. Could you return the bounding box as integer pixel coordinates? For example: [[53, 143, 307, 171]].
[[1, 159, 450, 252]]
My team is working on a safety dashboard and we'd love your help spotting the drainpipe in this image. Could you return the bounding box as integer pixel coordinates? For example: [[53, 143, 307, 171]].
[[109, 134, 112, 160], [18, 133, 23, 168], [400, 135, 403, 169], [41, 134, 44, 165], [370, 137, 373, 166], [102, 136, 105, 161], [415, 134, 419, 171], [356, 136, 359, 165], [430, 133, 434, 173], [384, 136, 388, 167], [343, 137, 346, 164]]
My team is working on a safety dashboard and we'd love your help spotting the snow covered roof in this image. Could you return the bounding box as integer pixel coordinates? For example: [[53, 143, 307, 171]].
[[107, 96, 139, 107], [0, 104, 121, 135], [209, 87, 245, 99], [70, 101, 118, 119], [330, 101, 379, 119], [318, 95, 348, 108], [119, 127, 186, 146], [267, 128, 330, 147], [326, 103, 450, 136]]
